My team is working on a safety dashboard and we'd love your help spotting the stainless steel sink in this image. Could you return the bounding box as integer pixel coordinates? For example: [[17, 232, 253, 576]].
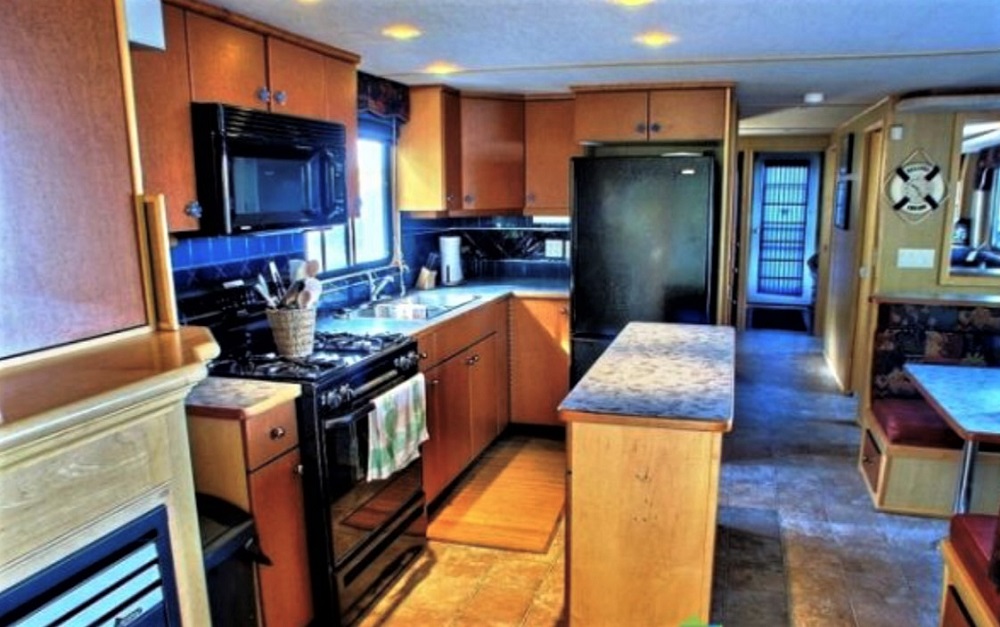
[[348, 293, 481, 320]]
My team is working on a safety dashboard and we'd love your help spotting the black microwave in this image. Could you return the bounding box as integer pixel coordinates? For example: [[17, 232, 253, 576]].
[[191, 103, 348, 235]]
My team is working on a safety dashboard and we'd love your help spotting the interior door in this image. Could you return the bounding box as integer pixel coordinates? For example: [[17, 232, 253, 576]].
[[747, 153, 821, 306]]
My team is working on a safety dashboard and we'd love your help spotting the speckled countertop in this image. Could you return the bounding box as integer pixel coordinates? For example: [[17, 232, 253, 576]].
[[904, 364, 1000, 443], [314, 279, 568, 337], [560, 322, 734, 431], [186, 377, 301, 420]]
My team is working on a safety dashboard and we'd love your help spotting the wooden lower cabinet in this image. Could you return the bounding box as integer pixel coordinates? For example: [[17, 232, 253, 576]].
[[567, 420, 723, 625], [187, 398, 313, 627], [511, 297, 570, 426], [417, 299, 509, 504]]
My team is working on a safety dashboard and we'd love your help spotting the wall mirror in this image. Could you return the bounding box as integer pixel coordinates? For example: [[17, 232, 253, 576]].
[[942, 111, 1000, 281]]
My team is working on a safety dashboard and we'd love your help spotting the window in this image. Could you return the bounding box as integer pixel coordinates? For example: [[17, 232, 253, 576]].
[[353, 119, 395, 269]]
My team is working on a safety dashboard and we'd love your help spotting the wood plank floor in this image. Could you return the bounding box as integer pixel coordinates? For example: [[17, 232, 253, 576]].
[[427, 436, 566, 553]]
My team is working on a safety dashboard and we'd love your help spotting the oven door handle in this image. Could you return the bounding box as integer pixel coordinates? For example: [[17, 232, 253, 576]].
[[322, 402, 376, 431], [352, 369, 402, 399]]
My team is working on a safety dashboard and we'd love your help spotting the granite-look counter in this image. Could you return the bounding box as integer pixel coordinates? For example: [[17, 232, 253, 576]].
[[314, 278, 568, 337], [904, 364, 1000, 444], [186, 377, 301, 421], [560, 322, 734, 431]]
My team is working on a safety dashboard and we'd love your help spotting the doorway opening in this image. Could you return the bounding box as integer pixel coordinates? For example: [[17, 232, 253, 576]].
[[745, 153, 822, 332]]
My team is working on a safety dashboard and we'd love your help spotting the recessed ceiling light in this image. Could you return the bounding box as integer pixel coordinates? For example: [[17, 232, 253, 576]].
[[424, 61, 461, 75], [610, 0, 654, 6], [382, 24, 422, 40], [634, 31, 677, 48], [803, 92, 825, 104]]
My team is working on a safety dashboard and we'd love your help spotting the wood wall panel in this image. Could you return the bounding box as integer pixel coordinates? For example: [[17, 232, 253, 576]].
[[0, 0, 147, 359]]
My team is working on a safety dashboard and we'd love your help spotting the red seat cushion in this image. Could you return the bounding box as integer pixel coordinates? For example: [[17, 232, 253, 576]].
[[872, 399, 964, 448], [950, 514, 1000, 617]]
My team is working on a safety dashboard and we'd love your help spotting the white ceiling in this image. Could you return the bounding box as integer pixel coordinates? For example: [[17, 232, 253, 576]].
[[207, 0, 1000, 134]]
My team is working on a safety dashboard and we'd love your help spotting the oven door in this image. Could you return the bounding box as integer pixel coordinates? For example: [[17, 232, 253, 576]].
[[320, 398, 423, 566]]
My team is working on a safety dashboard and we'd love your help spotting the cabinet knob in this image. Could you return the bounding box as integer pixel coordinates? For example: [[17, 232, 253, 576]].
[[257, 87, 271, 103], [269, 426, 287, 440], [184, 200, 203, 219], [526, 192, 536, 204], [635, 122, 646, 134], [274, 90, 288, 106], [560, 307, 569, 315], [418, 351, 428, 360], [429, 378, 440, 386], [466, 356, 476, 366], [463, 194, 474, 204], [649, 122, 662, 133], [293, 464, 304, 476]]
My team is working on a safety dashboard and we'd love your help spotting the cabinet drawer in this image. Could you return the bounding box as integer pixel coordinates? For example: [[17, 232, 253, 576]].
[[860, 429, 883, 494], [244, 402, 298, 471], [434, 299, 505, 363]]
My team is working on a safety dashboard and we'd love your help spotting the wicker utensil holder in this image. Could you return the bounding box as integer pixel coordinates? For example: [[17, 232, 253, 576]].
[[266, 308, 316, 357]]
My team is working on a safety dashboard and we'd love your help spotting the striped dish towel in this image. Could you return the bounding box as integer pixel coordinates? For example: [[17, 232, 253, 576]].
[[367, 373, 429, 481]]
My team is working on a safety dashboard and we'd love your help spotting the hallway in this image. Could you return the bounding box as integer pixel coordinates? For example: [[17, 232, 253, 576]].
[[714, 329, 946, 626]]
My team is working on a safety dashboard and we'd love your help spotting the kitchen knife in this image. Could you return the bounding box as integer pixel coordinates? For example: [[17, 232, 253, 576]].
[[268, 261, 285, 297]]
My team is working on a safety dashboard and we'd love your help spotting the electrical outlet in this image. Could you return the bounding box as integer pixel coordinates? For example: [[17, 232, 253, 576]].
[[896, 248, 935, 269], [544, 239, 564, 258]]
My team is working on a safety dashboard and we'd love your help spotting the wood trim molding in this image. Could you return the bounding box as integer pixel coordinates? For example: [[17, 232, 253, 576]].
[[570, 81, 736, 94], [165, 0, 360, 64]]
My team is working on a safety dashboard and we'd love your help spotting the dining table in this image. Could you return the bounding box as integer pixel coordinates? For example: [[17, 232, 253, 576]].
[[904, 363, 1000, 514]]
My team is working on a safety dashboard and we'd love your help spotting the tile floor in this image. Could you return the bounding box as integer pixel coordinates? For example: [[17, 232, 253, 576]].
[[357, 329, 948, 626]]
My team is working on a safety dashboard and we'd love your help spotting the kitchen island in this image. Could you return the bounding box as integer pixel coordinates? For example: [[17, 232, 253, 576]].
[[559, 322, 735, 626]]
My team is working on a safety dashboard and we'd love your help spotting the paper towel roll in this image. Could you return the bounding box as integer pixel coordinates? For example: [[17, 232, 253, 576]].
[[439, 236, 464, 285]]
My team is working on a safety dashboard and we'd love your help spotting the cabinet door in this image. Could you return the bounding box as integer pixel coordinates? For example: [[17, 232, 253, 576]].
[[248, 449, 313, 627], [511, 298, 570, 426], [398, 86, 461, 212], [460, 97, 524, 210], [648, 89, 726, 141], [325, 57, 360, 214], [421, 364, 448, 503], [574, 91, 648, 143], [469, 335, 500, 457], [131, 5, 200, 232], [267, 38, 327, 120], [525, 99, 578, 215], [187, 13, 268, 110]]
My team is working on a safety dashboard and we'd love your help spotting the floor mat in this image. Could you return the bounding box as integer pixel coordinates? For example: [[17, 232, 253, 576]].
[[427, 436, 566, 553]]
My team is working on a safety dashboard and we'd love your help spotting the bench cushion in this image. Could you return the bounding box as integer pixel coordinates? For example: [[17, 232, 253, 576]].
[[950, 514, 1000, 617], [872, 399, 964, 449]]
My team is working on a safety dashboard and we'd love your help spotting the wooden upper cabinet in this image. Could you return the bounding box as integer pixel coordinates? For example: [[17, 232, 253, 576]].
[[131, 5, 200, 232], [460, 96, 525, 211], [325, 57, 360, 213], [648, 89, 726, 141], [574, 88, 727, 142], [186, 13, 269, 110], [574, 90, 648, 143], [267, 38, 327, 119], [525, 99, 579, 214], [398, 86, 462, 213]]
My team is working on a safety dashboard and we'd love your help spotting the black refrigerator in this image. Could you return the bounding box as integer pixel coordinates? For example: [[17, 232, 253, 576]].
[[570, 156, 716, 383]]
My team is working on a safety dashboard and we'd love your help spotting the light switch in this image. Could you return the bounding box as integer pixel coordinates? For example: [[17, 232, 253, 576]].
[[897, 248, 935, 269]]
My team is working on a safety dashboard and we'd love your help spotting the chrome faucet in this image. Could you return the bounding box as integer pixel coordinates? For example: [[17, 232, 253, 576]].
[[369, 272, 395, 302]]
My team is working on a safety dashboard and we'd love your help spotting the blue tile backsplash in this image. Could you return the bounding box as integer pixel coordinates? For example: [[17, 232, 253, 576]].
[[401, 214, 570, 285]]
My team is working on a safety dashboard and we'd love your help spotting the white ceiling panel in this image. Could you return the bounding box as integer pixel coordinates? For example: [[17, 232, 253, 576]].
[[206, 0, 1000, 133]]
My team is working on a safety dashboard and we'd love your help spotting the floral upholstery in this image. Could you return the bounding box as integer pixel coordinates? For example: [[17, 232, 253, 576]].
[[871, 303, 1000, 399]]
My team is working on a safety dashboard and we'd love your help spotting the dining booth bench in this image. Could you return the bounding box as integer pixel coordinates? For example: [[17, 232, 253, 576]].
[[939, 503, 1000, 626], [858, 297, 1000, 518]]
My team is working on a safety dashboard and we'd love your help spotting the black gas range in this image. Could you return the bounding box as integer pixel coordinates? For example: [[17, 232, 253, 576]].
[[207, 325, 427, 625]]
